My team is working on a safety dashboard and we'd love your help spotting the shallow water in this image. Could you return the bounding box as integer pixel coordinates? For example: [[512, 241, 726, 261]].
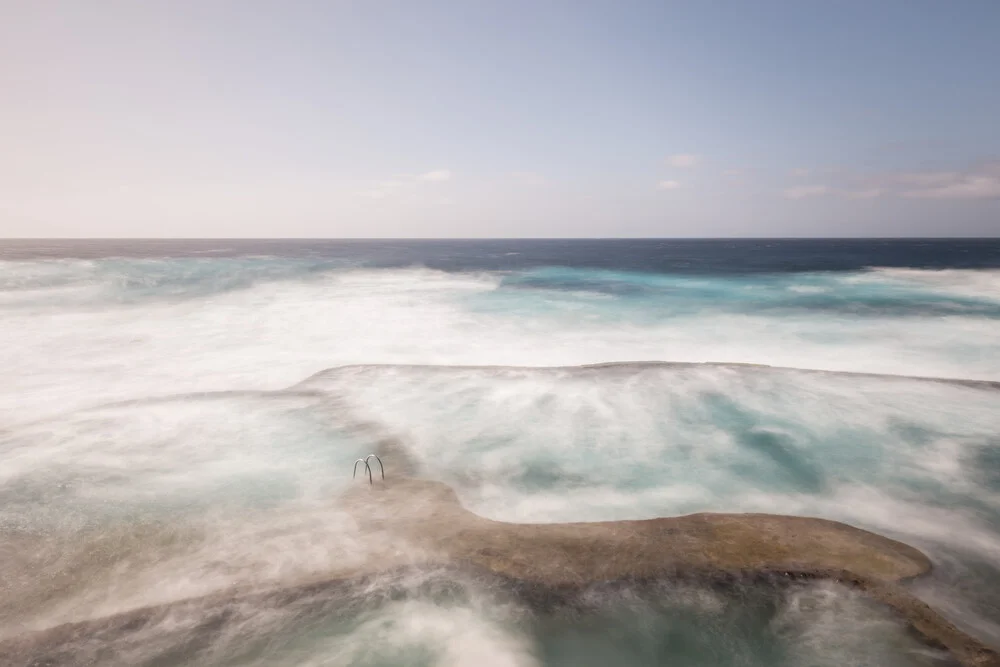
[[1, 239, 998, 664]]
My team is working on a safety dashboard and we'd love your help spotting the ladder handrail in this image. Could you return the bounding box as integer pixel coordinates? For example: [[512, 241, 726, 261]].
[[353, 458, 373, 485], [364, 454, 384, 481]]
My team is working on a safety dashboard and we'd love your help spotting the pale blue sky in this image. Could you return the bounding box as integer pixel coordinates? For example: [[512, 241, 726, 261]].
[[1, 0, 998, 237]]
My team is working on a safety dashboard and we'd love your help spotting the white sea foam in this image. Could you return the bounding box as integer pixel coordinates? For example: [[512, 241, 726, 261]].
[[2, 262, 1000, 426], [2, 259, 999, 660], [855, 267, 1000, 301], [297, 600, 539, 667]]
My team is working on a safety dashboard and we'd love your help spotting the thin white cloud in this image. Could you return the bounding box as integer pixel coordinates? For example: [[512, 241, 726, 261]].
[[418, 169, 453, 182], [844, 188, 884, 200], [667, 154, 700, 168], [899, 169, 1000, 199], [790, 167, 811, 177], [783, 185, 832, 199], [879, 163, 1000, 199], [892, 172, 957, 188], [780, 162, 1000, 201], [785, 185, 883, 200], [721, 169, 742, 177], [656, 180, 682, 191]]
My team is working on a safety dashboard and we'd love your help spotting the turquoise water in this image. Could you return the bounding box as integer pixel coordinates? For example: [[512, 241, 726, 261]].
[[1, 240, 999, 664], [221, 580, 956, 667], [44, 573, 957, 667]]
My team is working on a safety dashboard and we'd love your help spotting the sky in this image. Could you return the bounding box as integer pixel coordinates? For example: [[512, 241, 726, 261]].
[[1, 0, 999, 238]]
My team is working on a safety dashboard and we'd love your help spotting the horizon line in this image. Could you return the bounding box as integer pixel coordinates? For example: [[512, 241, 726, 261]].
[[2, 236, 999, 242]]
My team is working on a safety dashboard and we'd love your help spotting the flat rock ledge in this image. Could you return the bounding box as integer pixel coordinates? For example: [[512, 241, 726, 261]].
[[2, 477, 997, 667]]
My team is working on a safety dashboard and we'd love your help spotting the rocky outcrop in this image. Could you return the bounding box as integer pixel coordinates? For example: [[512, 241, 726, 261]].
[[1, 476, 996, 667]]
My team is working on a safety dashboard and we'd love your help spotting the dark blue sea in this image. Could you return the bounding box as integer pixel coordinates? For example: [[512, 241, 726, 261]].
[[3, 237, 999, 273]]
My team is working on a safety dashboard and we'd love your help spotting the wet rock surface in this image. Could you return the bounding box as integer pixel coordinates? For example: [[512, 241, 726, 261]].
[[1, 476, 996, 667]]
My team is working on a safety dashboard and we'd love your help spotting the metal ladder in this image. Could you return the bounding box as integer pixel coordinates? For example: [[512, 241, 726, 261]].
[[352, 454, 384, 486]]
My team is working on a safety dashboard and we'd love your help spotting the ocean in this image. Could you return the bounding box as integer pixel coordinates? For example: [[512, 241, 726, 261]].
[[1, 238, 999, 666]]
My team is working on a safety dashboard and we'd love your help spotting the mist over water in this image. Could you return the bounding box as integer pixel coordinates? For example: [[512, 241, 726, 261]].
[[1, 239, 999, 665]]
